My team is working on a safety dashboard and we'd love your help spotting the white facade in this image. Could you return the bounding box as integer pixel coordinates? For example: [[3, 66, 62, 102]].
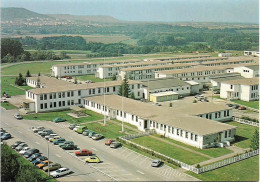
[[233, 66, 259, 78], [244, 51, 260, 57]]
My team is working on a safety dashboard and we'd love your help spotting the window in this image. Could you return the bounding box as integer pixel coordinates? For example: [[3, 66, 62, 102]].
[[67, 100, 71, 106], [78, 99, 81, 104], [78, 90, 81, 96], [180, 130, 183, 137], [172, 127, 174, 134], [177, 129, 180, 136], [168, 126, 171, 133], [59, 101, 61, 107], [67, 92, 70, 97], [156, 123, 158, 129], [62, 101, 65, 106], [191, 133, 193, 140], [132, 115, 134, 120], [54, 102, 56, 108], [53, 93, 56, 99], [58, 93, 61, 98], [136, 116, 138, 122], [71, 100, 74, 105], [50, 102, 53, 108], [185, 132, 188, 138], [230, 85, 233, 89], [227, 110, 230, 116], [228, 130, 231, 137], [120, 111, 122, 117], [40, 95, 43, 100], [113, 87, 116, 92], [62, 92, 65, 98], [93, 89, 95, 94], [195, 135, 198, 142], [107, 87, 109, 92], [50, 94, 53, 99], [225, 131, 228, 138], [44, 94, 47, 100], [89, 90, 91, 95], [44, 103, 47, 109], [40, 104, 43, 109], [98, 88, 101, 93], [124, 112, 126, 118], [71, 91, 74, 97]]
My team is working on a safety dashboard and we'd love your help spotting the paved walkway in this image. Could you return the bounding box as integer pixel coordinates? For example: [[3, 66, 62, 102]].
[[198, 145, 248, 166]]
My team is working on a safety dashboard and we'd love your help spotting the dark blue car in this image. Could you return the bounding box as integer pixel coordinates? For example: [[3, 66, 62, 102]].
[[32, 156, 48, 166], [29, 153, 41, 162]]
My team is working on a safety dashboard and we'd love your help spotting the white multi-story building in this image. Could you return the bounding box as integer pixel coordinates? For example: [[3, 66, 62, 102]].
[[201, 58, 254, 67], [233, 64, 259, 78], [25, 76, 142, 113], [220, 77, 259, 101], [51, 59, 142, 77], [209, 73, 243, 90], [84, 95, 236, 149]]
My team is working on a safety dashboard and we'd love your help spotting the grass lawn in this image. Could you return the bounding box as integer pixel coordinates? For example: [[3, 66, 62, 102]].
[[83, 121, 136, 139], [1, 76, 33, 96], [131, 136, 209, 165], [22, 109, 103, 123], [153, 134, 233, 158], [186, 155, 259, 181], [75, 75, 112, 82], [231, 100, 259, 109], [1, 102, 17, 110], [111, 119, 138, 130], [227, 121, 259, 149]]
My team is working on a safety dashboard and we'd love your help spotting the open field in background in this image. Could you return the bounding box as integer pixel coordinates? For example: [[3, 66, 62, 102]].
[[231, 100, 259, 109], [227, 121, 258, 149], [131, 136, 209, 165], [186, 155, 259, 181], [22, 109, 104, 123], [153, 134, 233, 158], [1, 76, 32, 96], [83, 121, 136, 139]]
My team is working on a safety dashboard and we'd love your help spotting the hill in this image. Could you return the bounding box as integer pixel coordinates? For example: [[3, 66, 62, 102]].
[[1, 7, 52, 21], [47, 14, 120, 24]]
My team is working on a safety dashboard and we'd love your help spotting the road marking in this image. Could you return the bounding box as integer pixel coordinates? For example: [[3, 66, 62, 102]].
[[35, 142, 40, 145], [55, 154, 61, 158], [91, 147, 98, 151], [136, 170, 144, 175], [4, 123, 9, 126]]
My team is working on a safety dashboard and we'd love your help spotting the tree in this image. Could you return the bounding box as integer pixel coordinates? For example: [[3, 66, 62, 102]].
[[26, 70, 31, 77], [130, 92, 135, 99], [74, 77, 78, 84], [250, 129, 259, 150], [36, 77, 41, 88], [1, 144, 20, 181], [15, 73, 25, 86], [38, 72, 41, 76], [2, 53, 15, 63], [169, 102, 172, 107], [1, 38, 24, 59], [112, 74, 117, 81], [118, 77, 130, 98]]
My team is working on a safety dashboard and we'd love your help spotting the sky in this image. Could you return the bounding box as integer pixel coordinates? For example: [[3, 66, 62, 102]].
[[1, 0, 259, 23]]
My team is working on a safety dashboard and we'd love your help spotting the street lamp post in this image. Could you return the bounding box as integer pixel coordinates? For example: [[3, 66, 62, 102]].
[[47, 140, 50, 177], [103, 57, 106, 126]]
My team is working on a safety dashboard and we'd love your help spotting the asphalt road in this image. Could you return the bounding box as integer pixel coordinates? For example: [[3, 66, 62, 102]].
[[1, 108, 197, 181]]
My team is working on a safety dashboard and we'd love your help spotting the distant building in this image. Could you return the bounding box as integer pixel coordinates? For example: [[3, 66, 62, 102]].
[[220, 77, 259, 101], [218, 53, 232, 57], [244, 51, 260, 57]]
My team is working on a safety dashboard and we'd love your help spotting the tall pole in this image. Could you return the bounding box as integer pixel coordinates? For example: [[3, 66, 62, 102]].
[[122, 78, 124, 132], [47, 141, 50, 176], [103, 57, 106, 125]]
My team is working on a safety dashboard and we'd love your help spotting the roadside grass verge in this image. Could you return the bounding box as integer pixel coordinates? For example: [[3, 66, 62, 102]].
[[1, 76, 32, 96], [75, 75, 112, 83], [186, 155, 259, 181], [1, 102, 17, 110], [153, 134, 233, 158], [83, 121, 136, 139], [131, 136, 209, 165], [22, 109, 103, 123], [231, 100, 259, 110], [227, 121, 259, 149]]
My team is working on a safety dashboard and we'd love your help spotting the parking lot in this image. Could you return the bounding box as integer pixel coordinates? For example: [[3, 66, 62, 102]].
[[2, 108, 198, 181]]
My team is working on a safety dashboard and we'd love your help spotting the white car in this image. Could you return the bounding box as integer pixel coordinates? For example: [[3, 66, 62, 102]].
[[45, 133, 58, 140], [50, 168, 72, 178], [73, 126, 80, 131], [32, 126, 45, 133], [19, 147, 30, 155]]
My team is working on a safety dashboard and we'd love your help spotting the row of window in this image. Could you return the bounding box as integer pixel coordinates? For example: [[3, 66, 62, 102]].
[[251, 92, 258, 98], [251, 85, 258, 91], [40, 91, 80, 100], [199, 110, 230, 119], [40, 99, 81, 110], [173, 70, 225, 77]]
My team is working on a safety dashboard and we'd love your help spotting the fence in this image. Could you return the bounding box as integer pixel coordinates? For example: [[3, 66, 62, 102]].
[[232, 116, 259, 127], [196, 149, 259, 174], [120, 130, 156, 140]]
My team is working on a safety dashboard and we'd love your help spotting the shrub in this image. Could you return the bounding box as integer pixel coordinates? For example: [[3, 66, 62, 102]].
[[193, 99, 197, 103], [196, 164, 201, 168]]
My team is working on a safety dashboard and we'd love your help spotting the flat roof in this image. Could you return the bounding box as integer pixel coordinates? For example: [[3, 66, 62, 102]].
[[202, 58, 253, 65], [28, 79, 141, 94], [211, 76, 244, 83], [185, 81, 200, 85], [141, 77, 189, 90], [222, 77, 259, 86], [27, 76, 74, 87], [150, 91, 178, 97], [146, 55, 211, 61], [120, 63, 198, 72], [85, 95, 236, 136]]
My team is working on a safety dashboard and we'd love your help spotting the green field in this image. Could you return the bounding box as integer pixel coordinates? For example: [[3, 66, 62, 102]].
[[22, 109, 103, 123], [83, 121, 136, 139], [1, 76, 32, 96], [76, 75, 112, 83], [231, 100, 259, 109], [187, 155, 259, 181], [0, 102, 17, 110], [153, 134, 232, 158], [131, 136, 209, 165], [227, 121, 258, 149]]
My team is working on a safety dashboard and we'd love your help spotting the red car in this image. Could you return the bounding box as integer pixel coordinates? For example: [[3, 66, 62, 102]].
[[105, 139, 115, 145], [75, 149, 92, 156], [238, 106, 246, 110]]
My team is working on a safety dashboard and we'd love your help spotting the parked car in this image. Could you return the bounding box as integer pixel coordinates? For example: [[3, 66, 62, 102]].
[[232, 104, 240, 109], [50, 168, 72, 178], [110, 141, 121, 149], [85, 80, 93, 83], [105, 139, 115, 145], [36, 160, 53, 169], [60, 144, 77, 150], [203, 98, 209, 102], [1, 98, 8, 103], [85, 156, 100, 163], [53, 138, 66, 145], [19, 147, 30, 155], [29, 153, 41, 162], [16, 143, 28, 151], [24, 149, 40, 158], [76, 126, 88, 134], [82, 130, 90, 136], [43, 163, 61, 172], [49, 136, 61, 142], [38, 129, 52, 135], [73, 126, 80, 131], [45, 133, 58, 141], [14, 113, 23, 119], [88, 131, 96, 138], [11, 141, 23, 149], [151, 159, 163, 167], [59, 141, 74, 147], [214, 90, 220, 94], [226, 104, 233, 107], [40, 130, 54, 137], [32, 156, 48, 166], [53, 117, 66, 123], [238, 106, 246, 110], [75, 149, 92, 156], [153, 103, 162, 106], [32, 126, 45, 133], [69, 124, 78, 130], [92, 134, 104, 140], [1, 133, 11, 140]]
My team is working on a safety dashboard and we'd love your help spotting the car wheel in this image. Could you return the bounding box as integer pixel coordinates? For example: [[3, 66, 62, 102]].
[[56, 175, 59, 178]]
